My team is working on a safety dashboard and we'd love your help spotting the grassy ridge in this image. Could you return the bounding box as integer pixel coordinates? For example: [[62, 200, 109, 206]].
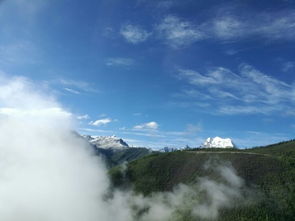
[[110, 140, 295, 220]]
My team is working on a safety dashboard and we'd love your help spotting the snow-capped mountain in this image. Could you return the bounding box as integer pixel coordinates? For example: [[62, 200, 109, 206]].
[[202, 137, 235, 148], [83, 135, 129, 150]]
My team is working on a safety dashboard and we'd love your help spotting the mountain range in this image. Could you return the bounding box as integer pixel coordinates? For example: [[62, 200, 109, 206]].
[[82, 135, 237, 166]]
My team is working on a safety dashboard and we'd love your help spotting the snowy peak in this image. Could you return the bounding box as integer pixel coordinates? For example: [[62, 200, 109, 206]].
[[203, 137, 235, 148], [83, 135, 129, 150]]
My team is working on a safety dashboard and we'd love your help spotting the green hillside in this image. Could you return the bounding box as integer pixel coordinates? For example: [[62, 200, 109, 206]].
[[247, 139, 295, 157], [110, 140, 295, 221], [97, 147, 152, 167]]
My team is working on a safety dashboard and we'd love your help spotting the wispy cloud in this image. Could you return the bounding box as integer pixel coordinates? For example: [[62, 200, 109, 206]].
[[77, 114, 89, 120], [57, 79, 99, 94], [152, 10, 295, 48], [177, 64, 295, 115], [218, 105, 278, 115], [282, 61, 295, 72], [0, 40, 41, 65], [106, 57, 135, 66], [211, 16, 245, 40], [64, 88, 80, 95], [117, 121, 204, 148], [78, 127, 113, 134], [117, 9, 295, 49], [89, 118, 112, 127], [120, 24, 151, 44], [156, 15, 203, 48], [133, 121, 159, 130], [209, 11, 295, 41]]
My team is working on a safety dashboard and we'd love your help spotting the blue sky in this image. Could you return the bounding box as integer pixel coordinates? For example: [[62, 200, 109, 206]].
[[1, 0, 295, 148]]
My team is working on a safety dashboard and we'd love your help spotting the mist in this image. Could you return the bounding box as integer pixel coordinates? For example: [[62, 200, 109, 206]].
[[0, 74, 251, 221]]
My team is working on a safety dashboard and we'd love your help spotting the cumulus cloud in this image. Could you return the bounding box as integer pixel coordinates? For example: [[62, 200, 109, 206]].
[[89, 118, 112, 126], [134, 121, 159, 130], [177, 64, 295, 115], [0, 74, 110, 221], [120, 24, 151, 44], [0, 74, 60, 113]]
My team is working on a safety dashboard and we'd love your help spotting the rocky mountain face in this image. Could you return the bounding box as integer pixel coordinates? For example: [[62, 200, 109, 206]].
[[82, 135, 151, 167], [83, 135, 129, 150]]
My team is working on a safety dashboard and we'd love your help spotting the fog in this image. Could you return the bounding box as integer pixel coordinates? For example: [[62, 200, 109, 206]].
[[0, 74, 250, 221]]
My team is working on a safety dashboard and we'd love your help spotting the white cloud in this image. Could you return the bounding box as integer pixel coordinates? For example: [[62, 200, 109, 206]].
[[0, 107, 71, 119], [257, 12, 295, 40], [156, 15, 203, 48], [57, 79, 99, 93], [218, 105, 278, 115], [89, 118, 112, 127], [0, 72, 114, 221], [78, 127, 113, 134], [120, 24, 151, 44], [117, 10, 295, 49], [209, 11, 295, 41], [0, 74, 56, 110], [153, 10, 295, 47], [64, 87, 81, 95], [212, 16, 244, 40], [178, 69, 221, 85], [106, 57, 135, 66], [133, 121, 159, 130], [77, 114, 89, 120]]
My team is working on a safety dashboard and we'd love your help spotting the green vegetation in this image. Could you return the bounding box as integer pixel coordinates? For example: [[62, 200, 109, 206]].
[[110, 140, 295, 220], [97, 147, 151, 167]]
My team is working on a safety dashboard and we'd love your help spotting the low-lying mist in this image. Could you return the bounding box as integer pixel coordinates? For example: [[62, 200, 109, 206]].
[[0, 74, 252, 221]]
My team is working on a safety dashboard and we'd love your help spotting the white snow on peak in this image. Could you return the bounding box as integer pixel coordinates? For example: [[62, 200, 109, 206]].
[[83, 135, 129, 149], [202, 136, 235, 148]]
